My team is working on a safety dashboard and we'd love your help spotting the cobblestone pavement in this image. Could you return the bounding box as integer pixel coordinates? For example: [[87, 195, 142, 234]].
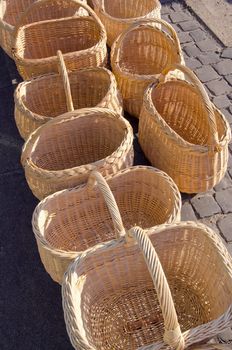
[[0, 0, 232, 349]]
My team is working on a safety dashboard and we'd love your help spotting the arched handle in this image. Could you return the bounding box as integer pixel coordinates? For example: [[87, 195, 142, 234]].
[[57, 50, 74, 112], [127, 226, 185, 350], [112, 18, 182, 64], [159, 63, 220, 150], [87, 170, 126, 239]]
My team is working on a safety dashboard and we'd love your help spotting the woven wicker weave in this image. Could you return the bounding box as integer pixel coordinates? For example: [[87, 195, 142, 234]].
[[13, 1, 107, 79], [92, 0, 161, 46], [14, 50, 123, 140], [21, 107, 134, 199], [111, 18, 184, 118], [32, 167, 181, 283], [62, 221, 232, 349], [0, 0, 87, 58], [139, 64, 231, 193]]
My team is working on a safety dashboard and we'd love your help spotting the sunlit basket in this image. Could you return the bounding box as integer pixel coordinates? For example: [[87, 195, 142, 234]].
[[13, 0, 107, 79], [14, 50, 123, 140], [92, 0, 161, 46], [32, 167, 181, 283], [21, 107, 134, 199], [62, 221, 232, 350], [139, 64, 231, 193], [0, 0, 87, 58], [111, 18, 184, 118]]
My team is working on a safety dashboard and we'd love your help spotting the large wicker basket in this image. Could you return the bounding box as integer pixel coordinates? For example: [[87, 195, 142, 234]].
[[21, 107, 134, 199], [92, 0, 161, 46], [32, 167, 181, 283], [0, 0, 87, 58], [111, 18, 184, 118], [139, 64, 231, 193], [62, 221, 232, 349], [15, 50, 123, 140], [13, 0, 107, 79]]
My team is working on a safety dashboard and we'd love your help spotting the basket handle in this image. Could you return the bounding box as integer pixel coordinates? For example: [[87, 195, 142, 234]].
[[127, 226, 185, 350], [159, 63, 220, 150], [87, 171, 126, 239], [57, 50, 74, 112]]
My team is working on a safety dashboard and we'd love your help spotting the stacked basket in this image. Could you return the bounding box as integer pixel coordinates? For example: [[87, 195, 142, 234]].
[[1, 0, 232, 348]]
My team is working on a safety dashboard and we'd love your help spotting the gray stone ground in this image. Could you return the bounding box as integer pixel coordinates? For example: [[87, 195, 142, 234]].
[[0, 0, 232, 348]]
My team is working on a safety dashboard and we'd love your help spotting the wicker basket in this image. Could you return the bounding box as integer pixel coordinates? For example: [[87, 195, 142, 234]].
[[139, 64, 231, 193], [62, 221, 232, 349], [14, 50, 123, 140], [32, 167, 181, 283], [0, 0, 87, 58], [13, 0, 107, 79], [21, 107, 134, 199], [92, 0, 161, 46], [111, 18, 184, 118]]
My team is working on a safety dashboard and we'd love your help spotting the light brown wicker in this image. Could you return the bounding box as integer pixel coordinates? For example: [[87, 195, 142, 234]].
[[0, 0, 87, 58], [92, 0, 161, 46], [62, 221, 232, 350], [139, 64, 231, 193], [111, 18, 184, 118], [14, 50, 123, 140], [21, 107, 134, 200], [32, 167, 181, 283], [13, 0, 107, 79]]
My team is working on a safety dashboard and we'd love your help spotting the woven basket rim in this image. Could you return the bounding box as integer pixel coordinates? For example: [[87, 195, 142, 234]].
[[32, 165, 181, 256], [15, 67, 118, 122], [143, 80, 231, 152]]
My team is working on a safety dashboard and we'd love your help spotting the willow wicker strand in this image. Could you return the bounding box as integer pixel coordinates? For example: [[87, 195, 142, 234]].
[[57, 50, 74, 112]]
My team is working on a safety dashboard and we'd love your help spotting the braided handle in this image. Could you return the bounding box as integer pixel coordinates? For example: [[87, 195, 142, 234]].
[[57, 50, 74, 112], [87, 171, 126, 239], [160, 63, 220, 149], [127, 226, 185, 350]]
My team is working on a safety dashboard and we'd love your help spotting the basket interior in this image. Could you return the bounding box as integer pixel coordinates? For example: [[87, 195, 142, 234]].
[[118, 27, 180, 75], [103, 0, 157, 19], [30, 113, 126, 171], [38, 168, 179, 251], [73, 226, 232, 349], [152, 80, 226, 146], [21, 70, 110, 118], [16, 17, 101, 59], [1, 0, 34, 26]]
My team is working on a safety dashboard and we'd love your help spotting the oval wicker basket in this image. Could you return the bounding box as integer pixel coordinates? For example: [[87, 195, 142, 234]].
[[14, 50, 123, 140], [13, 0, 107, 79], [32, 167, 181, 283], [62, 221, 232, 350], [21, 107, 134, 199], [139, 64, 231, 193], [92, 0, 161, 46], [111, 18, 184, 118], [0, 0, 87, 58]]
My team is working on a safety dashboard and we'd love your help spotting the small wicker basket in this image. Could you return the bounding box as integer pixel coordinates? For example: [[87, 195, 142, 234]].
[[21, 107, 134, 199], [13, 0, 107, 79], [111, 18, 184, 118], [62, 221, 232, 349], [92, 0, 161, 46], [14, 50, 123, 140], [139, 64, 231, 193], [0, 0, 87, 58]]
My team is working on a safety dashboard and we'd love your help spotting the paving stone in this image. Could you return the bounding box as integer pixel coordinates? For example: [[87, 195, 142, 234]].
[[228, 153, 232, 169], [214, 172, 232, 191], [207, 79, 231, 96], [179, 20, 199, 31], [217, 214, 232, 242], [213, 95, 230, 109], [199, 217, 221, 236], [198, 52, 221, 65], [185, 57, 201, 70], [195, 66, 220, 83], [162, 14, 170, 23], [189, 29, 207, 42], [213, 59, 232, 76], [161, 5, 171, 15], [215, 188, 232, 213], [221, 47, 232, 59], [171, 23, 181, 33], [181, 202, 197, 221], [191, 195, 221, 218], [169, 12, 191, 23], [225, 74, 232, 86], [171, 2, 182, 11], [177, 32, 192, 44], [228, 92, 232, 100], [196, 39, 219, 52], [183, 44, 202, 58], [221, 108, 232, 124]]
